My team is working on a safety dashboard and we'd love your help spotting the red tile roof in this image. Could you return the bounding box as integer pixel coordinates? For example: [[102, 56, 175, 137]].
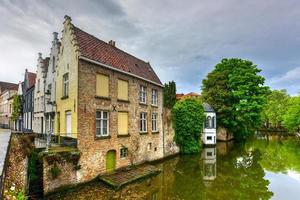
[[73, 26, 162, 85], [0, 81, 18, 93], [27, 72, 36, 89]]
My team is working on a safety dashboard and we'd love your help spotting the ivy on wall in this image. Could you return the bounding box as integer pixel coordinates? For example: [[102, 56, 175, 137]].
[[172, 98, 205, 154]]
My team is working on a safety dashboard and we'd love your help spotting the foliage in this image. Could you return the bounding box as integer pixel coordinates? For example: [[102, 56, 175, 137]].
[[261, 89, 290, 128], [11, 95, 22, 121], [202, 58, 270, 140], [282, 96, 300, 132], [172, 98, 205, 153], [28, 151, 39, 182], [49, 165, 62, 179], [163, 81, 177, 109], [16, 191, 27, 200]]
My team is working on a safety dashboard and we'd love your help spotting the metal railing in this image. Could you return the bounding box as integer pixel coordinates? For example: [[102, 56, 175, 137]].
[[35, 132, 77, 149]]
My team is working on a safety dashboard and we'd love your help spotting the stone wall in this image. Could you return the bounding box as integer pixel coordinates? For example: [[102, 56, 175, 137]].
[[76, 59, 164, 182], [42, 151, 79, 194], [217, 127, 234, 141], [2, 133, 33, 199], [163, 108, 179, 157]]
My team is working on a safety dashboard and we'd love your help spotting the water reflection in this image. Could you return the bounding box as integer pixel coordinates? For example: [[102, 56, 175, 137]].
[[47, 138, 300, 200]]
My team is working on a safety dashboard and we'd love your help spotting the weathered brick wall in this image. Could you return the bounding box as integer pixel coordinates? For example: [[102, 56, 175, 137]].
[[43, 155, 78, 194], [163, 108, 179, 157], [76, 60, 164, 182]]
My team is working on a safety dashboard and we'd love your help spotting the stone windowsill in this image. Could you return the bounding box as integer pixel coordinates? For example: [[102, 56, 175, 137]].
[[139, 132, 148, 135], [152, 131, 159, 134], [151, 104, 158, 108], [117, 99, 130, 103], [61, 95, 69, 100], [117, 134, 130, 138], [95, 135, 111, 140], [95, 95, 111, 101], [139, 102, 147, 106]]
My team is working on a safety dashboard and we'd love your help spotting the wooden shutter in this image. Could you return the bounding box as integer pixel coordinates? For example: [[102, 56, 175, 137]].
[[118, 112, 128, 135], [96, 74, 109, 97], [118, 79, 128, 100]]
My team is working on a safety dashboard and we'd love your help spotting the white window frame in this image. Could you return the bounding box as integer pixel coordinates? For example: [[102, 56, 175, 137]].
[[152, 113, 158, 132], [63, 73, 69, 97], [120, 147, 128, 159], [140, 112, 147, 133], [96, 111, 109, 137], [151, 89, 158, 106], [139, 85, 147, 104]]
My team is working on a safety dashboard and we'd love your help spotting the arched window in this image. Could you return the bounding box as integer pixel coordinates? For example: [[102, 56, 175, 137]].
[[212, 116, 215, 128], [207, 116, 212, 128]]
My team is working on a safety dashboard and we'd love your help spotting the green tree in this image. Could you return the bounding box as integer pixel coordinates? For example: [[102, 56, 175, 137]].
[[261, 89, 290, 128], [163, 81, 177, 109], [282, 95, 300, 132], [172, 98, 205, 153], [11, 95, 22, 121], [202, 58, 269, 139]]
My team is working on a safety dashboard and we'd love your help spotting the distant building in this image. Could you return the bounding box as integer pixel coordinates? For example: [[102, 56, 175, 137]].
[[176, 93, 217, 145], [33, 54, 49, 134], [22, 69, 36, 132], [0, 82, 18, 128]]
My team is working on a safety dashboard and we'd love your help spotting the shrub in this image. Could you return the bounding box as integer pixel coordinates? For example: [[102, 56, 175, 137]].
[[49, 165, 62, 179], [172, 98, 205, 154]]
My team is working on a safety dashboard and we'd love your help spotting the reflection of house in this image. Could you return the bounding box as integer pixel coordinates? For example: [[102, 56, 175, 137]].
[[203, 103, 216, 145], [202, 147, 217, 181], [55, 16, 164, 181]]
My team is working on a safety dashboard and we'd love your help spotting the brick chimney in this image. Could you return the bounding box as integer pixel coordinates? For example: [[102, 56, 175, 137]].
[[108, 40, 116, 47]]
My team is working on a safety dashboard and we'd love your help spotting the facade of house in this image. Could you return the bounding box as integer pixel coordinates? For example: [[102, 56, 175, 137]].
[[55, 16, 164, 181], [22, 70, 36, 132], [44, 32, 60, 134], [33, 54, 49, 134], [203, 103, 216, 145], [0, 82, 18, 128]]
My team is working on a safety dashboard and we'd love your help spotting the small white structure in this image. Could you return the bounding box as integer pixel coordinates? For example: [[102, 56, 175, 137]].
[[202, 103, 216, 145]]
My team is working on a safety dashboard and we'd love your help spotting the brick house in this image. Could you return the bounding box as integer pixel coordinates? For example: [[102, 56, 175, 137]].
[[0, 82, 18, 128], [56, 16, 164, 181]]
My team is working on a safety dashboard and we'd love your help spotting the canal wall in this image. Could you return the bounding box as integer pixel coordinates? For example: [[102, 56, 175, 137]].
[[1, 132, 34, 199]]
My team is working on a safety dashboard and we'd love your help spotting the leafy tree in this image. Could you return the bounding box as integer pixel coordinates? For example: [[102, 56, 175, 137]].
[[11, 95, 22, 121], [282, 95, 300, 132], [202, 58, 269, 139], [261, 89, 290, 128], [163, 81, 177, 109], [172, 98, 205, 153]]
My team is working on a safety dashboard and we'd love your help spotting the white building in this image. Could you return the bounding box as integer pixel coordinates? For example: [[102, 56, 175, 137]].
[[202, 103, 216, 145], [44, 32, 60, 134], [33, 53, 49, 134]]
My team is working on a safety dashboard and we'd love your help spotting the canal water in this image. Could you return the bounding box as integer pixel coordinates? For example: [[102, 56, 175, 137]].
[[46, 137, 300, 200]]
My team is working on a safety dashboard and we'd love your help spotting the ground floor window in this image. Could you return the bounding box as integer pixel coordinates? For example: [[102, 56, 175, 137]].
[[120, 148, 128, 158], [207, 136, 212, 141]]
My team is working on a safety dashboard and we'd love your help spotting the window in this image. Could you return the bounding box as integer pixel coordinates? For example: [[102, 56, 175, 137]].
[[65, 111, 71, 136], [96, 111, 109, 137], [120, 148, 128, 158], [152, 113, 158, 132], [207, 152, 213, 156], [139, 85, 147, 104], [205, 116, 212, 128], [151, 89, 158, 105], [207, 136, 212, 140], [118, 112, 128, 135], [140, 112, 147, 132], [37, 79, 40, 92], [96, 74, 109, 97], [63, 73, 69, 97], [117, 79, 128, 100], [212, 116, 215, 128]]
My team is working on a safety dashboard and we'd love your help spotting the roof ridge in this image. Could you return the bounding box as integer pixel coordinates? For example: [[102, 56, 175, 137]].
[[73, 25, 151, 66]]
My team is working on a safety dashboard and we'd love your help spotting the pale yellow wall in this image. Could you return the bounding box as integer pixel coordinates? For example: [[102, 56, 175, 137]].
[[55, 21, 79, 138]]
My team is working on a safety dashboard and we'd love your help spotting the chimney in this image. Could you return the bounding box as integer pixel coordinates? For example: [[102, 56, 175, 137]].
[[38, 52, 42, 59], [64, 15, 72, 24], [108, 40, 116, 47], [53, 32, 58, 40]]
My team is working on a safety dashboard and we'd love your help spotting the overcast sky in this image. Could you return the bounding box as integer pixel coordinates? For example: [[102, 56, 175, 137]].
[[0, 0, 300, 95]]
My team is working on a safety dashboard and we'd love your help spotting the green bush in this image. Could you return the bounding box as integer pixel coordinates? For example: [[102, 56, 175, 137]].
[[28, 151, 38, 182], [172, 98, 205, 154], [49, 165, 62, 179]]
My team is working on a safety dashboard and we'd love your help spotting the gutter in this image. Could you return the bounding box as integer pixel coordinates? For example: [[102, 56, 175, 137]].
[[79, 56, 164, 88]]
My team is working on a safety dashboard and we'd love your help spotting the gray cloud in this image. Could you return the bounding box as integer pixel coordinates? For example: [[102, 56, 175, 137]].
[[0, 0, 300, 95]]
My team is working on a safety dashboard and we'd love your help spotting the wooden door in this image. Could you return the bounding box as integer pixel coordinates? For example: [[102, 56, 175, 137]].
[[106, 150, 116, 173]]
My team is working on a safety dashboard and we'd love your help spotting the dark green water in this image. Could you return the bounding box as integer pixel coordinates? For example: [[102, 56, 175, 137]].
[[46, 137, 300, 200]]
